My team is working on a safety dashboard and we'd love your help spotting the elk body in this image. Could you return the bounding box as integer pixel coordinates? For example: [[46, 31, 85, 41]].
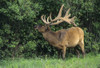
[[35, 4, 85, 59]]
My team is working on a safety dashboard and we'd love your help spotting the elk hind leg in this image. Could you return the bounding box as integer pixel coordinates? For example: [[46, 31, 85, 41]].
[[76, 48, 80, 58], [79, 40, 85, 58], [57, 49, 62, 58]]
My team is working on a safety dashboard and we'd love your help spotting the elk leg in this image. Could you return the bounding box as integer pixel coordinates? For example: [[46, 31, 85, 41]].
[[76, 49, 80, 58], [79, 41, 85, 58], [74, 46, 80, 58], [58, 49, 62, 58], [62, 46, 67, 59]]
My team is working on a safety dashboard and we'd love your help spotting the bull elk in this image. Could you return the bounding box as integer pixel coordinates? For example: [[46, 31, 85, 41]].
[[35, 4, 85, 59]]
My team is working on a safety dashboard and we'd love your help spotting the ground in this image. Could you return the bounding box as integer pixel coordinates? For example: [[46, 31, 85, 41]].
[[0, 54, 100, 68]]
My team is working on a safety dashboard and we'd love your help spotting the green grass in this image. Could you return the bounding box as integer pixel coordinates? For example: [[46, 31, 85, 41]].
[[0, 54, 100, 68]]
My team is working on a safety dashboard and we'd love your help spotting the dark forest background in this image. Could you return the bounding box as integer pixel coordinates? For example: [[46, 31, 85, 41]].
[[0, 0, 100, 59]]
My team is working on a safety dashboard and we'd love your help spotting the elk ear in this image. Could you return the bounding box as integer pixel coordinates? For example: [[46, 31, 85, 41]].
[[45, 24, 51, 31]]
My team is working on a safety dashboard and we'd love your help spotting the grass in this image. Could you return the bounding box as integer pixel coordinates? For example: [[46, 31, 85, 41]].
[[0, 54, 100, 68]]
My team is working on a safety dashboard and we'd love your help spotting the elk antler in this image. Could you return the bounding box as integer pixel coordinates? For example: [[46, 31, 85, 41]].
[[41, 4, 77, 26], [50, 4, 77, 26]]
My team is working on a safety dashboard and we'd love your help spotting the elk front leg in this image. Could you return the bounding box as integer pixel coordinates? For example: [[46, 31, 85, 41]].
[[62, 46, 67, 59]]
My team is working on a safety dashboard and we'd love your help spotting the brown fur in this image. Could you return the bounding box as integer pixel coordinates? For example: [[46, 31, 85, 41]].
[[35, 25, 85, 59]]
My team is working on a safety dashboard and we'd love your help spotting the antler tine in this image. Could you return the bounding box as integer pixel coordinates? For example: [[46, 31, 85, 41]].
[[71, 16, 75, 22], [57, 4, 64, 17], [49, 12, 52, 21], [63, 8, 71, 20], [47, 16, 50, 24], [43, 15, 46, 23], [51, 4, 64, 22], [41, 15, 44, 22], [43, 15, 45, 21], [65, 8, 71, 17], [70, 16, 77, 26], [41, 15, 47, 24]]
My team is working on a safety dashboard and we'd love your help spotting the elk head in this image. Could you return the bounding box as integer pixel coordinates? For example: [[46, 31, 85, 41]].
[[34, 25, 51, 33]]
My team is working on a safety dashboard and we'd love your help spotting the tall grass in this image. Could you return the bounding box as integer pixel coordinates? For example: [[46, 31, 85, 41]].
[[0, 54, 100, 68]]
